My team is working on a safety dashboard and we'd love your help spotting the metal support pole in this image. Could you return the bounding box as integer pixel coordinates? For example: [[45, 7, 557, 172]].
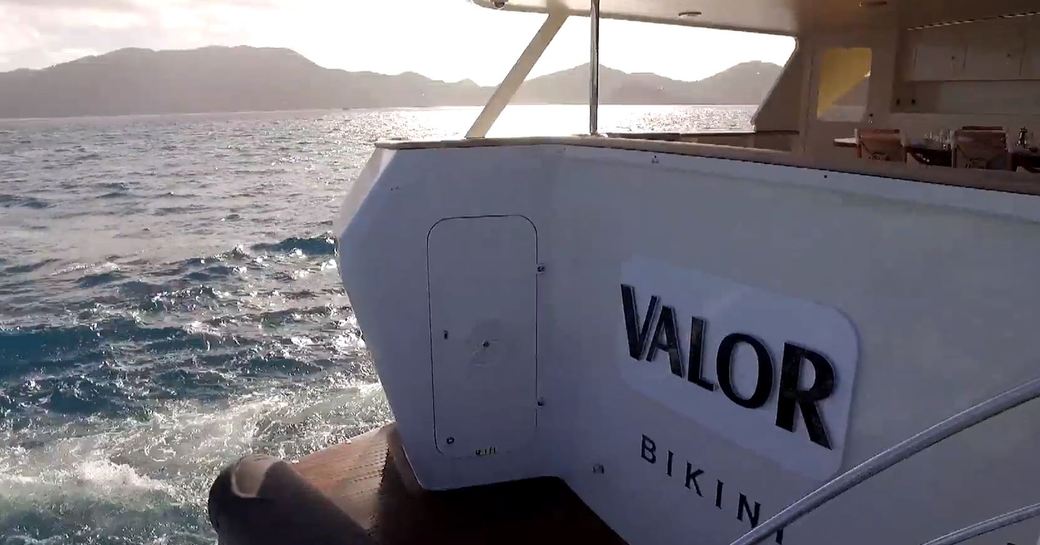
[[466, 12, 567, 139], [589, 0, 600, 135]]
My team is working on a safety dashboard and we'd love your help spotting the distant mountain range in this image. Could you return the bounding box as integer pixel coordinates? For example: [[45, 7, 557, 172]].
[[0, 46, 782, 119]]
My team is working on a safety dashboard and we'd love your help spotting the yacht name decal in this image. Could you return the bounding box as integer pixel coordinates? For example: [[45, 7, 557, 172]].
[[621, 284, 836, 449], [641, 433, 787, 544]]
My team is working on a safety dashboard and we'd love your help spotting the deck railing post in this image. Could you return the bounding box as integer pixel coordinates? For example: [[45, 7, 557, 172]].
[[589, 0, 601, 135], [466, 12, 568, 139]]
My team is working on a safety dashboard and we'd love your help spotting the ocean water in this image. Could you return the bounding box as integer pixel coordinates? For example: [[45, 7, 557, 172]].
[[0, 104, 755, 544]]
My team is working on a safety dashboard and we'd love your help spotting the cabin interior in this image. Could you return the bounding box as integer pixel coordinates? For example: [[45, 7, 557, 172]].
[[463, 0, 1040, 187]]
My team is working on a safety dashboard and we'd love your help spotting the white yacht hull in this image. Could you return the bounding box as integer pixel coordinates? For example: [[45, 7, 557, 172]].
[[335, 141, 1040, 545]]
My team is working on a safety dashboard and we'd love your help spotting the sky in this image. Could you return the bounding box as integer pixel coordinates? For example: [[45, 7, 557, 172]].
[[0, 0, 796, 85]]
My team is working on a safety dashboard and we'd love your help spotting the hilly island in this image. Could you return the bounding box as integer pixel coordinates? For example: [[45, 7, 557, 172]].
[[0, 46, 782, 119]]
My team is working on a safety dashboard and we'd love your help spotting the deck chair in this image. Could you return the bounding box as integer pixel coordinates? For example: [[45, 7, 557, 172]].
[[953, 129, 1009, 170], [856, 128, 905, 162]]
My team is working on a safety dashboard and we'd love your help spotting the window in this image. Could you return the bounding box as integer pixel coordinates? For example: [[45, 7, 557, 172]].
[[816, 47, 872, 122]]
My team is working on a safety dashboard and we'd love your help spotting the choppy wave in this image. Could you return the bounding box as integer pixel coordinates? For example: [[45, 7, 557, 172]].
[[251, 233, 336, 256], [0, 193, 52, 209], [77, 270, 127, 288], [2, 259, 60, 275], [0, 228, 385, 543], [0, 227, 383, 544], [0, 380, 389, 544]]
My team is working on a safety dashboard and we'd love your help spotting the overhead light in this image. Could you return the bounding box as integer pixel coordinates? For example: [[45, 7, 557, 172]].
[[858, 0, 888, 7], [678, 10, 703, 17]]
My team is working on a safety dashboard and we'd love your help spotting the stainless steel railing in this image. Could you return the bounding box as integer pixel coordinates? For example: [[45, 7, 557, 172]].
[[589, 0, 600, 135], [923, 502, 1040, 545], [728, 376, 1040, 545]]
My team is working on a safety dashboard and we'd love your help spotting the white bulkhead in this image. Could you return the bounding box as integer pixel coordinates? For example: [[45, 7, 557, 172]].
[[336, 141, 1040, 545]]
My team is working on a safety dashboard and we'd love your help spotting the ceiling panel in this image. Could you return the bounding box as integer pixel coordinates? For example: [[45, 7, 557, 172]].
[[472, 0, 1040, 36]]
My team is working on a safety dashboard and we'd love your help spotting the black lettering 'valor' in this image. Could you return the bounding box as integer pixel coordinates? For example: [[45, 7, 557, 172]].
[[621, 284, 837, 449]]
